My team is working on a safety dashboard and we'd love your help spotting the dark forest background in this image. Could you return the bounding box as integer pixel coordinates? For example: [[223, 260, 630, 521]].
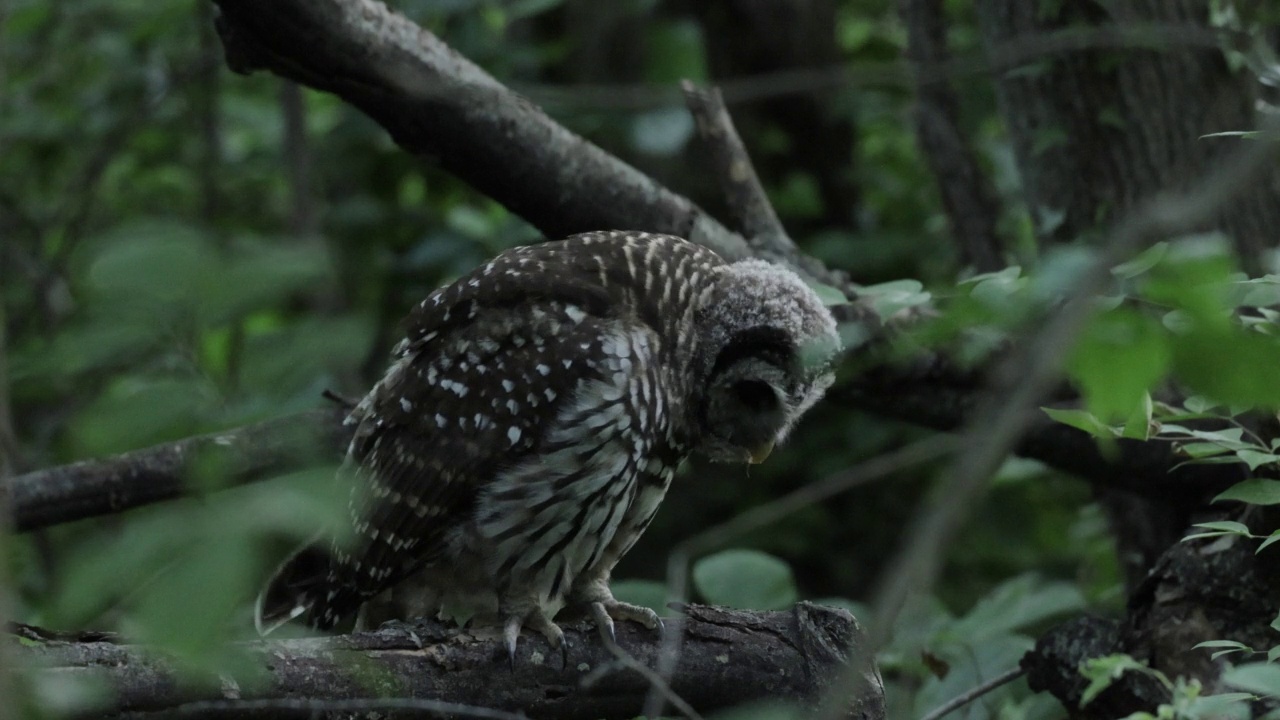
[[4, 1, 1280, 718]]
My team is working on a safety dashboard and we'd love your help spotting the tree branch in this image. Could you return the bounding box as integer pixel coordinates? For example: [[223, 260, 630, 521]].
[[3, 407, 350, 532], [4, 372, 1247, 535], [15, 604, 885, 720], [681, 84, 790, 249], [209, 0, 859, 300], [899, 0, 1004, 271]]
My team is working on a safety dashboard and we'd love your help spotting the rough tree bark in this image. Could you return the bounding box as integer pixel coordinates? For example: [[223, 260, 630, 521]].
[[685, 0, 862, 237], [15, 604, 885, 720], [899, 0, 1005, 271], [975, 0, 1280, 268], [1023, 508, 1280, 717]]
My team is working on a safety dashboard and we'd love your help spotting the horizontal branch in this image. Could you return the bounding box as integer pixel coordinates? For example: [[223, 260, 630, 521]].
[[838, 359, 1245, 502], [4, 407, 351, 532], [7, 373, 1241, 535], [16, 603, 885, 720]]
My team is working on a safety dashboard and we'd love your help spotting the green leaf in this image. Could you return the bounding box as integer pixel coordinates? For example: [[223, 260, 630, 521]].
[[1112, 242, 1168, 279], [1194, 640, 1248, 648], [1121, 392, 1154, 440], [960, 266, 1022, 286], [1199, 131, 1261, 139], [84, 220, 217, 321], [1068, 308, 1171, 423], [1231, 276, 1280, 308], [1214, 479, 1280, 506], [1183, 396, 1220, 414], [1192, 640, 1252, 661], [201, 240, 332, 325], [947, 575, 1085, 641], [859, 279, 931, 319], [1041, 407, 1119, 439], [806, 281, 848, 307], [1258, 531, 1280, 553], [1190, 521, 1252, 535], [1235, 449, 1280, 471], [631, 107, 694, 156], [1160, 425, 1245, 442], [646, 19, 707, 83], [1080, 654, 1150, 706], [1173, 327, 1280, 408], [692, 549, 797, 610], [1177, 442, 1235, 459], [1222, 662, 1280, 696]]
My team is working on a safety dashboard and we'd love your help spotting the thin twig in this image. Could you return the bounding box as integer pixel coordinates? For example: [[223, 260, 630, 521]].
[[582, 633, 705, 720], [918, 667, 1025, 720]]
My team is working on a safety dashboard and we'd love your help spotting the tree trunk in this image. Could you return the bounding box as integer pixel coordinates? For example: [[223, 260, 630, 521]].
[[975, 0, 1280, 270]]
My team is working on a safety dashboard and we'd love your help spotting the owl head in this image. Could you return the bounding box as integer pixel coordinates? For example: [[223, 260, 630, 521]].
[[694, 259, 841, 464]]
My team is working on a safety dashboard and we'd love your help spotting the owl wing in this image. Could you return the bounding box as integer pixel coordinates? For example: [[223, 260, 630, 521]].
[[258, 233, 708, 631], [327, 296, 645, 621], [257, 296, 628, 631]]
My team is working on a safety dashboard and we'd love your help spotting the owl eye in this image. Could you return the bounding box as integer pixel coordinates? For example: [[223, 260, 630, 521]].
[[733, 379, 778, 411]]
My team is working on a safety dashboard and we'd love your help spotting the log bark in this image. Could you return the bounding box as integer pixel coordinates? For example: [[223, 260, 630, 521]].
[[1022, 508, 1280, 718], [16, 604, 885, 720]]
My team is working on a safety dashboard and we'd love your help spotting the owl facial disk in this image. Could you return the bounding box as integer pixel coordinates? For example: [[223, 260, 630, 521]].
[[701, 354, 793, 463], [693, 259, 841, 464]]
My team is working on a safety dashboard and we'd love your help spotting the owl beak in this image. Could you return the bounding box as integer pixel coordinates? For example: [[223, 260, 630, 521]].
[[748, 441, 775, 464]]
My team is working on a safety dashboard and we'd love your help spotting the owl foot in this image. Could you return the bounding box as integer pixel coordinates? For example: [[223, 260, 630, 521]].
[[503, 611, 567, 671], [586, 599, 664, 646]]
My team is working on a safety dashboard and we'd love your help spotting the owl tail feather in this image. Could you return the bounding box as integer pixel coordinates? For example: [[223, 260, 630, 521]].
[[255, 541, 360, 635]]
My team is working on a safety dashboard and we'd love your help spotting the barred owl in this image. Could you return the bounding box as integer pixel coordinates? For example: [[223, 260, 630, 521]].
[[257, 231, 840, 660]]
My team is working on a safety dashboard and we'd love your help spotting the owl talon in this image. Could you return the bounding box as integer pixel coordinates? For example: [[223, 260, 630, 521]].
[[503, 616, 522, 671], [589, 602, 618, 646]]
